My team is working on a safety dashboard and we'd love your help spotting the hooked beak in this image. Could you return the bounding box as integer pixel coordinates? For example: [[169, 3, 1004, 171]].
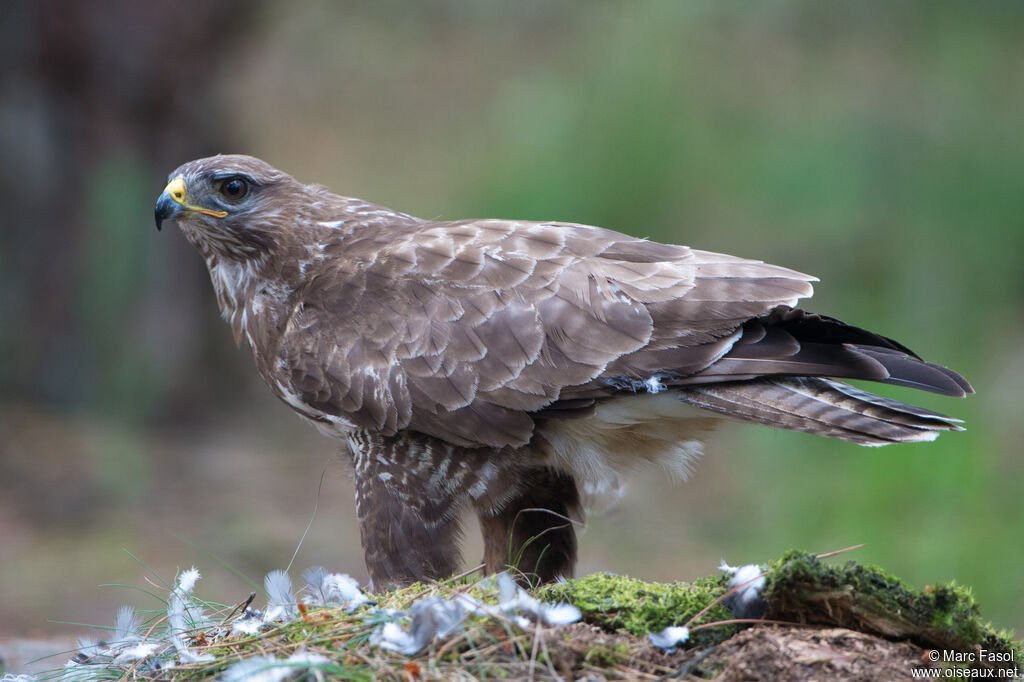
[[154, 175, 227, 231]]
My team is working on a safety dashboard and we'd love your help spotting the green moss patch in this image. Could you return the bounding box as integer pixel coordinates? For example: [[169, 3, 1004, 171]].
[[762, 550, 1019, 661], [538, 571, 740, 646]]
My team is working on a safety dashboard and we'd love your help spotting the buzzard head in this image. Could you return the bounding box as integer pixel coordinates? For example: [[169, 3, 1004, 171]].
[[154, 154, 296, 260]]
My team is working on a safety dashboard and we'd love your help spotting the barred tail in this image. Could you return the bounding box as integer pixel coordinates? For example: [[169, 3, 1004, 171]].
[[679, 376, 964, 446]]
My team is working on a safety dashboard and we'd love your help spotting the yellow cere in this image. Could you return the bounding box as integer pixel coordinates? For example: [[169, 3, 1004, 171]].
[[164, 175, 228, 218]]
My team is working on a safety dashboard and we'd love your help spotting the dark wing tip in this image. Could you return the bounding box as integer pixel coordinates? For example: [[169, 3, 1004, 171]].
[[854, 346, 973, 397]]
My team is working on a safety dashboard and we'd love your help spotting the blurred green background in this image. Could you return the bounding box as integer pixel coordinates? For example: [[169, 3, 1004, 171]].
[[1, 0, 1021, 644]]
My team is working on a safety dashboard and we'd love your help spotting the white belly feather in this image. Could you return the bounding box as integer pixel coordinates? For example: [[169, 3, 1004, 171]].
[[539, 392, 721, 510]]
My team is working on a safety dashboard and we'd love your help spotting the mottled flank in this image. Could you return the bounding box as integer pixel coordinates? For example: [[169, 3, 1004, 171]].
[[157, 154, 972, 588]]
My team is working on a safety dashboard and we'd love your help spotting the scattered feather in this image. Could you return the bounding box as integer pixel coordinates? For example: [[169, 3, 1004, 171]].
[[112, 641, 159, 664], [60, 660, 109, 682], [177, 566, 202, 594], [232, 613, 265, 636], [52, 564, 588, 676], [648, 625, 690, 652], [372, 621, 422, 656], [219, 651, 329, 682], [496, 572, 518, 604], [411, 596, 468, 639], [178, 647, 216, 664], [265, 569, 298, 621], [168, 567, 213, 663], [112, 605, 140, 645], [495, 572, 582, 626], [302, 566, 370, 610], [719, 560, 766, 619], [74, 637, 101, 660], [372, 596, 469, 655], [451, 592, 485, 615], [539, 602, 584, 626], [368, 574, 580, 656], [219, 655, 283, 682], [301, 566, 329, 602]]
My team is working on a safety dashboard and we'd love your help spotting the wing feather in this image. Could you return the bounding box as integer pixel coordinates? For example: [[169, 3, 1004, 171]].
[[274, 218, 820, 447]]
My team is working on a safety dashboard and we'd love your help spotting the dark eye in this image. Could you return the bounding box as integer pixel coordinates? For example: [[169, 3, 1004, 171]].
[[219, 177, 249, 200]]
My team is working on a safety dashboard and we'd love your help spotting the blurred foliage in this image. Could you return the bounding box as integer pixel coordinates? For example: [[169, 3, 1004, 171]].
[[78, 155, 158, 418], [1, 0, 1021, 641]]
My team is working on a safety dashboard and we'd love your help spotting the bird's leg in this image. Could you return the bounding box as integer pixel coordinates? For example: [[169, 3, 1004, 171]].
[[348, 431, 465, 589], [474, 467, 583, 586]]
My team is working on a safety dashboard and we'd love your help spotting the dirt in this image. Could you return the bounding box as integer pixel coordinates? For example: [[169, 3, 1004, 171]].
[[697, 625, 931, 681], [495, 622, 940, 681]]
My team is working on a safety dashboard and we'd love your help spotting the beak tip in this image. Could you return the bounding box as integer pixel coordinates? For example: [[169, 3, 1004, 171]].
[[154, 191, 178, 232]]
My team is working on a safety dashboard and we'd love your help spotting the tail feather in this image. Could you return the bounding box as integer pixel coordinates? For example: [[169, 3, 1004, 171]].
[[683, 309, 974, 398], [679, 376, 964, 446], [855, 346, 973, 397]]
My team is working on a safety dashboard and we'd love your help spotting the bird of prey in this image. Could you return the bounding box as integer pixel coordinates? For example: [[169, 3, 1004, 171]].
[[155, 154, 972, 588]]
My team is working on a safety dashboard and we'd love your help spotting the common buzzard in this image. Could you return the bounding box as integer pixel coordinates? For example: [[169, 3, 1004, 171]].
[[155, 155, 971, 587]]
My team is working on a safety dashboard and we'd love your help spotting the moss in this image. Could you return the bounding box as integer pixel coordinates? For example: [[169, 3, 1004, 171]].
[[582, 640, 632, 667], [371, 573, 490, 611], [53, 552, 1021, 680], [537, 552, 1020, 666], [763, 550, 1020, 665], [538, 571, 739, 646]]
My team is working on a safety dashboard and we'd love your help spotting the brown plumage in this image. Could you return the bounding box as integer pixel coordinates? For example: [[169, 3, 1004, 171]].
[[155, 154, 972, 587]]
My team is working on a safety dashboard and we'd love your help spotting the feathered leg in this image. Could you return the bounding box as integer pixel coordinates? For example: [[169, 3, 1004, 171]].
[[475, 467, 583, 586], [348, 431, 465, 588]]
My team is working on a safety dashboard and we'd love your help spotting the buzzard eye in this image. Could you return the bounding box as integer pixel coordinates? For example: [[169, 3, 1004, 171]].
[[219, 177, 249, 200]]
